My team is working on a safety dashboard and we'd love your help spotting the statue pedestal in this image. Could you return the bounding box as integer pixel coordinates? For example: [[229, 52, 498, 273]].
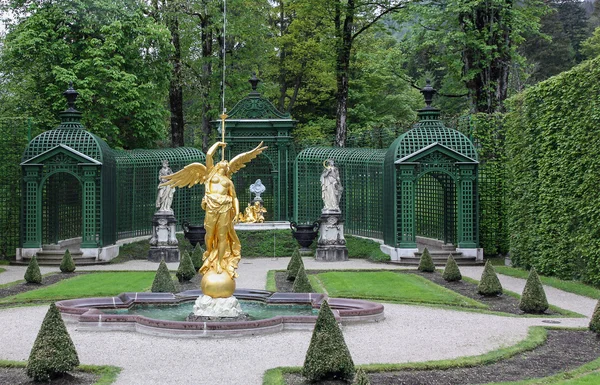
[[148, 211, 180, 262], [315, 212, 348, 262], [192, 295, 243, 318]]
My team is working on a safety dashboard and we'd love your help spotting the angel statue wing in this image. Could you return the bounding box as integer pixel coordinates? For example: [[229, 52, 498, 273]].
[[228, 142, 268, 175], [160, 163, 207, 188]]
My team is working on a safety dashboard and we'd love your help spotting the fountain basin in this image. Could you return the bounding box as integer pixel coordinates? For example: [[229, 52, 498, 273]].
[[56, 289, 384, 338]]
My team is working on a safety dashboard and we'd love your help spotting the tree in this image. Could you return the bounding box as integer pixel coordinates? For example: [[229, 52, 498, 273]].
[[581, 27, 600, 58], [0, 0, 173, 149], [518, 268, 548, 313], [292, 265, 313, 293], [286, 248, 303, 281], [26, 303, 79, 381], [442, 255, 462, 282], [25, 256, 42, 284], [176, 252, 196, 282], [417, 248, 435, 272], [303, 301, 355, 382], [589, 299, 600, 334], [477, 260, 503, 296], [353, 369, 371, 385], [59, 249, 76, 273], [190, 245, 204, 271], [151, 259, 176, 293]]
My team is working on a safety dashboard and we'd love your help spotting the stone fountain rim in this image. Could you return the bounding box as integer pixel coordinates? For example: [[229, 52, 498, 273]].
[[56, 288, 385, 338]]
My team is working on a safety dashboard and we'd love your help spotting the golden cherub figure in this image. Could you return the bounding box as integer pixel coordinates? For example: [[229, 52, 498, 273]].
[[238, 201, 267, 223], [161, 140, 267, 298]]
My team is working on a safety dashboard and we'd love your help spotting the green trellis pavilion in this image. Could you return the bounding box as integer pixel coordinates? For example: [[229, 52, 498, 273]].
[[17, 87, 204, 263], [295, 82, 482, 262]]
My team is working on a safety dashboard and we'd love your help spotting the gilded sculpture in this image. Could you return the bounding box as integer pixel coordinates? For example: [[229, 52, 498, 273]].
[[238, 201, 267, 223], [161, 137, 267, 298]]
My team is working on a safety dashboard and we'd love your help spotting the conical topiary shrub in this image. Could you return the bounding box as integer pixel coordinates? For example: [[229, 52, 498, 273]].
[[352, 368, 371, 385], [26, 303, 79, 381], [176, 252, 196, 282], [59, 249, 76, 273], [519, 268, 548, 314], [25, 255, 42, 284], [190, 245, 204, 271], [287, 248, 303, 281], [151, 259, 176, 293], [477, 260, 503, 296], [417, 248, 435, 272], [292, 265, 313, 293], [303, 301, 355, 382], [442, 255, 462, 282], [589, 300, 600, 334]]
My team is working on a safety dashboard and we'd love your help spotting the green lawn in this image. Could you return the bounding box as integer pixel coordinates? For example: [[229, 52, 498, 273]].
[[0, 272, 156, 304], [495, 266, 600, 299], [0, 268, 5, 274], [312, 271, 486, 308]]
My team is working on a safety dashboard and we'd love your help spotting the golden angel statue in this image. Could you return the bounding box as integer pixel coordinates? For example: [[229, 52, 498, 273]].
[[161, 140, 267, 298]]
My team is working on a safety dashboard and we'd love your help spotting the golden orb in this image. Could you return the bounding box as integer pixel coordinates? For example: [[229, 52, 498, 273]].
[[201, 271, 236, 298]]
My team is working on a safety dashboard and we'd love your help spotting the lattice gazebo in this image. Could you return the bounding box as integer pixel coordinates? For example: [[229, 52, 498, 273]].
[[382, 82, 480, 260], [213, 74, 296, 221], [18, 86, 204, 263]]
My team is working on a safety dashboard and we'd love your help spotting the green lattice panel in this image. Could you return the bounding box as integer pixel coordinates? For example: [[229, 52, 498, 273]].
[[42, 173, 81, 245], [295, 147, 386, 238]]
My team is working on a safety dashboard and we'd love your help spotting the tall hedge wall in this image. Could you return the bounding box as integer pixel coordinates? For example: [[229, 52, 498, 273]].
[[505, 56, 600, 285]]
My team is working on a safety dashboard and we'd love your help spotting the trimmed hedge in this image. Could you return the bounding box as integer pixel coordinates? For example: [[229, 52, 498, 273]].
[[442, 255, 462, 282], [477, 260, 503, 296], [151, 259, 176, 293], [176, 252, 196, 282], [27, 303, 79, 381], [190, 246, 204, 271], [286, 248, 302, 281], [302, 301, 355, 382], [519, 268, 548, 314], [292, 265, 313, 293], [353, 368, 370, 385], [59, 249, 76, 273], [417, 248, 435, 273], [505, 56, 600, 285], [590, 299, 600, 334], [24, 256, 42, 284]]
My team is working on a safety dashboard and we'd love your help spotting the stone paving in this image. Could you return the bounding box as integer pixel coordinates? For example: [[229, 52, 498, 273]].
[[0, 259, 595, 385]]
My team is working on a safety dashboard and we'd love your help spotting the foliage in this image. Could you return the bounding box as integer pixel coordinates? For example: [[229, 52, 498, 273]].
[[190, 245, 204, 271], [477, 260, 503, 296], [418, 248, 435, 272], [176, 252, 196, 282], [519, 268, 549, 314], [0, 0, 173, 149], [314, 271, 485, 308], [1, 272, 155, 304], [151, 259, 176, 293], [59, 249, 76, 273], [442, 256, 462, 282], [286, 248, 303, 281], [302, 300, 355, 382], [24, 256, 42, 284], [292, 265, 313, 293], [26, 303, 79, 381], [581, 27, 600, 59], [589, 300, 600, 333], [237, 230, 301, 258], [504, 56, 600, 285], [352, 368, 371, 385]]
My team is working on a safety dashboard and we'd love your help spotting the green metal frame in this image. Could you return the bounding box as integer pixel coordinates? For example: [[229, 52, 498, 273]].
[[294, 147, 387, 239], [212, 81, 296, 221]]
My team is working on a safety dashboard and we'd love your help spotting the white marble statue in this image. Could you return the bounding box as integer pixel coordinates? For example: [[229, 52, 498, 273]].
[[249, 179, 266, 201], [156, 160, 175, 212], [320, 159, 343, 213]]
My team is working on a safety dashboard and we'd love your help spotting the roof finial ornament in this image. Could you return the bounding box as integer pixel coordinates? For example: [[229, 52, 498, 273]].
[[249, 72, 261, 95], [63, 82, 79, 112], [421, 79, 436, 109]]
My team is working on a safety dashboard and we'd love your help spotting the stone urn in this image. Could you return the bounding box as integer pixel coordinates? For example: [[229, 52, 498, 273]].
[[290, 221, 320, 250], [183, 221, 206, 248]]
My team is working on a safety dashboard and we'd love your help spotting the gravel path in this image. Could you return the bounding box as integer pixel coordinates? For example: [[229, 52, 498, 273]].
[[0, 259, 595, 385]]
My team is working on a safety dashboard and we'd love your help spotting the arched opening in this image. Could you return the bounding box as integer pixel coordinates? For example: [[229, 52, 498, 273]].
[[232, 155, 275, 221], [42, 172, 82, 245], [415, 172, 456, 245]]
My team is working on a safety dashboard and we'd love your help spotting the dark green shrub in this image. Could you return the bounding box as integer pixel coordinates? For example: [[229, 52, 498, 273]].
[[352, 368, 371, 385], [59, 249, 76, 273], [190, 246, 204, 271], [292, 265, 313, 293], [303, 301, 355, 382], [287, 248, 303, 281], [477, 260, 503, 296], [151, 259, 176, 293], [589, 300, 600, 333], [442, 255, 462, 282], [417, 248, 435, 272], [26, 303, 79, 381], [176, 252, 196, 282], [25, 256, 42, 284], [519, 268, 548, 314]]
